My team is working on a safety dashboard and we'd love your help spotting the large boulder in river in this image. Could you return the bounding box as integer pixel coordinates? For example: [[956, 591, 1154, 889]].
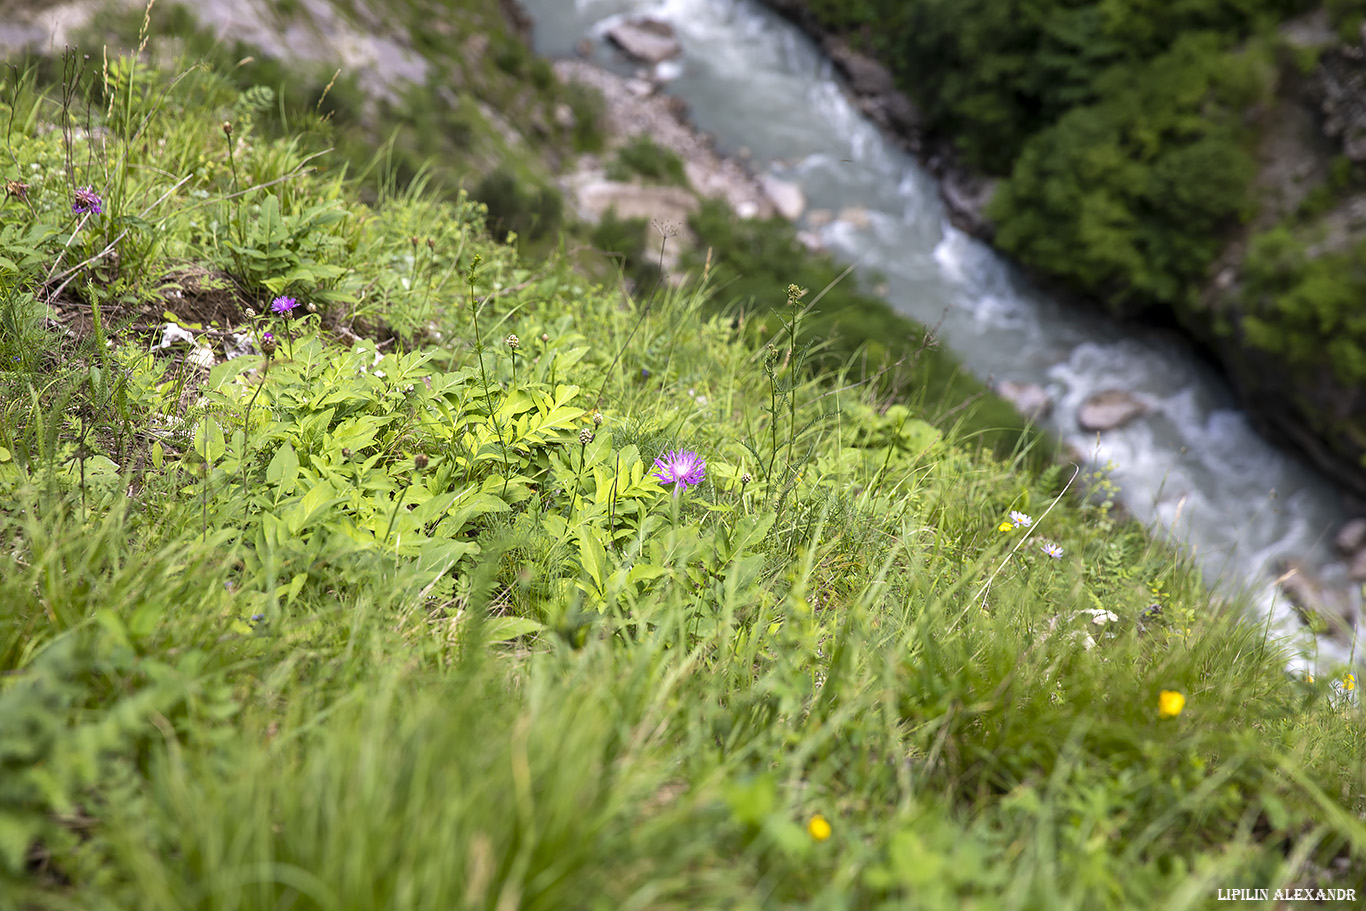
[[606, 19, 682, 64], [1273, 558, 1356, 640], [1077, 390, 1148, 432], [993, 380, 1053, 422], [1335, 517, 1366, 554], [761, 175, 805, 220], [823, 38, 896, 96]]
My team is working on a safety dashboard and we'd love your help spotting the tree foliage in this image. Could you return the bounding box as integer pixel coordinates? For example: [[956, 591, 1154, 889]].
[[989, 33, 1271, 312], [1241, 228, 1366, 385]]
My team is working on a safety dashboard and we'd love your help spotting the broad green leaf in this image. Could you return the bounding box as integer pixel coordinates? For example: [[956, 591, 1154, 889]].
[[265, 441, 300, 493], [284, 480, 346, 535], [193, 417, 226, 465], [578, 525, 607, 591], [481, 616, 544, 643]]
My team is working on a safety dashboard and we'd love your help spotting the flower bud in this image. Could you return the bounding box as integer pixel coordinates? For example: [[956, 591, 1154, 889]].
[[505, 334, 520, 350], [260, 333, 277, 357], [222, 120, 233, 136], [579, 428, 594, 445], [414, 453, 429, 471]]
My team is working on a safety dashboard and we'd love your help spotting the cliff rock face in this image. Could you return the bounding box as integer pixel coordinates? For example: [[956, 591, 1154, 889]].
[[1208, 22, 1366, 502]]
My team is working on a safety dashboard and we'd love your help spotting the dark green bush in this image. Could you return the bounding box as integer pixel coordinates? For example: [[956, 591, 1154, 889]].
[[607, 135, 688, 186], [472, 167, 564, 242], [1241, 229, 1366, 384], [989, 33, 1267, 313], [590, 209, 663, 292]]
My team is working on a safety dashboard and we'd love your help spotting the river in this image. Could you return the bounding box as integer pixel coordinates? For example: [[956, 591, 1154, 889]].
[[516, 0, 1361, 673]]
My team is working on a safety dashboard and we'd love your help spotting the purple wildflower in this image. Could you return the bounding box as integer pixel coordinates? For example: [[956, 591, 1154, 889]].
[[1009, 510, 1033, 528], [1040, 542, 1063, 559], [72, 186, 103, 215], [270, 295, 298, 314], [652, 449, 705, 493]]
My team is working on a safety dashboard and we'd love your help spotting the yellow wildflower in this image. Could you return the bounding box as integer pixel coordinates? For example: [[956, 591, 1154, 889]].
[[1158, 690, 1185, 719], [807, 814, 832, 842], [998, 521, 1013, 532], [1344, 674, 1356, 692]]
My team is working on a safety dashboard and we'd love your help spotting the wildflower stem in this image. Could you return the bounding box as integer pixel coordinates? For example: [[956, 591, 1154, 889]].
[[383, 476, 410, 548], [240, 356, 270, 509], [467, 257, 510, 496], [970, 464, 1080, 611]]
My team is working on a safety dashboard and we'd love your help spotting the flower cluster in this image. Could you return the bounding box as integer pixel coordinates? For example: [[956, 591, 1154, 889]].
[[652, 449, 706, 493], [72, 186, 103, 215]]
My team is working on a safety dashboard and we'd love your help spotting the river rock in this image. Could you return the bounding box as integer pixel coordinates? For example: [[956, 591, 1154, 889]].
[[823, 38, 895, 96], [1077, 390, 1148, 432], [761, 175, 805, 220], [806, 208, 833, 228], [606, 19, 682, 65], [574, 180, 697, 225], [993, 380, 1053, 422], [1273, 558, 1355, 639], [1335, 517, 1366, 554], [837, 206, 871, 229]]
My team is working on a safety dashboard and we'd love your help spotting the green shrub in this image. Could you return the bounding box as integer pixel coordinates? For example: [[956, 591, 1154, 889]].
[[607, 135, 689, 186], [472, 166, 563, 241], [590, 209, 663, 292], [990, 34, 1266, 313]]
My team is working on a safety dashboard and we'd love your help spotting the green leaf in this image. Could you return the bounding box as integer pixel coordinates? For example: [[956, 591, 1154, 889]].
[[284, 480, 345, 535], [193, 417, 226, 465], [265, 441, 300, 494], [0, 814, 39, 875], [578, 525, 607, 592], [482, 616, 544, 643]]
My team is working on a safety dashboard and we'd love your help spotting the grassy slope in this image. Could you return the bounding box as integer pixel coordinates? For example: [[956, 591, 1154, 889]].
[[0, 15, 1364, 911]]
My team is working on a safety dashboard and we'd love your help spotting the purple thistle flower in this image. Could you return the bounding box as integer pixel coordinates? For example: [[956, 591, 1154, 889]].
[[72, 186, 103, 215], [270, 295, 298, 314], [652, 449, 705, 493]]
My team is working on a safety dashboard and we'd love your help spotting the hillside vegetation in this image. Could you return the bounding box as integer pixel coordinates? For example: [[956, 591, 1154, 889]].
[[1, 6, 1365, 910], [772, 0, 1366, 495]]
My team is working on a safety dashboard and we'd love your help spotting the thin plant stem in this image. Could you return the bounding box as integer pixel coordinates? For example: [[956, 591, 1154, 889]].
[[240, 355, 270, 509], [467, 256, 511, 496]]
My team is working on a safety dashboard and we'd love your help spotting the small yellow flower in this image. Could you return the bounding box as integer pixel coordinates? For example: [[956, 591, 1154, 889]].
[[807, 814, 832, 842], [1344, 673, 1356, 692], [998, 521, 1013, 532], [1158, 690, 1185, 719]]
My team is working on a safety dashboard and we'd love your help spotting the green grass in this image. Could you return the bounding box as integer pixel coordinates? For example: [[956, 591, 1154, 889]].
[[1, 32, 1364, 911]]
